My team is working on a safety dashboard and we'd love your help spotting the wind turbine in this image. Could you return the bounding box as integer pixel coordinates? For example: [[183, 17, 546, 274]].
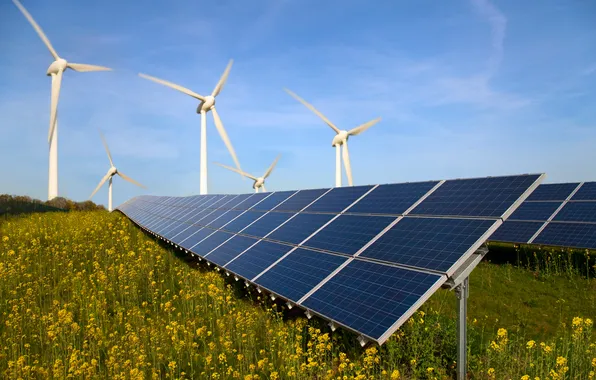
[[215, 155, 281, 193], [12, 0, 112, 200], [284, 88, 381, 187], [138, 60, 242, 195], [89, 131, 146, 212]]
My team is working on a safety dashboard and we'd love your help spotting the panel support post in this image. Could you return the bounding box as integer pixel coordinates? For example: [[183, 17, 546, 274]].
[[455, 276, 469, 380]]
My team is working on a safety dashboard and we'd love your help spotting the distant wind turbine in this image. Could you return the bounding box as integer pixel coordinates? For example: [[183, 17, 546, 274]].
[[284, 88, 381, 187], [12, 0, 112, 200], [89, 131, 146, 212], [138, 60, 242, 195], [215, 155, 281, 193]]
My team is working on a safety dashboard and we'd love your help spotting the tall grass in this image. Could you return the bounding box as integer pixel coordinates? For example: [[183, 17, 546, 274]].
[[1, 211, 594, 379]]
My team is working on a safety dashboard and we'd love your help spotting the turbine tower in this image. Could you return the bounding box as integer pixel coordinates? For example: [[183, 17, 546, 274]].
[[12, 0, 112, 200], [215, 155, 281, 193], [138, 60, 242, 195], [89, 131, 146, 212], [284, 88, 381, 187]]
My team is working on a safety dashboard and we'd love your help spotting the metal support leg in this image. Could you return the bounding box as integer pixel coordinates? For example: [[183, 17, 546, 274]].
[[455, 276, 469, 380]]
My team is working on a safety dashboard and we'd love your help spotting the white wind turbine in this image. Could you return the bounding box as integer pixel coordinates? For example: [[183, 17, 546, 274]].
[[89, 131, 146, 212], [138, 60, 242, 195], [12, 0, 112, 200], [215, 155, 281, 193], [284, 88, 381, 187]]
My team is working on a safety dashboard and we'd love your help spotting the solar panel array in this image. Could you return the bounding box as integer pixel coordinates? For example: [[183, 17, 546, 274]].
[[490, 181, 596, 249], [117, 174, 543, 344]]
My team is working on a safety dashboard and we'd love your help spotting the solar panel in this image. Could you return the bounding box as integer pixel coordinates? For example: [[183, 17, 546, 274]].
[[300, 260, 445, 342], [526, 183, 579, 201], [571, 182, 596, 200], [411, 175, 541, 218], [224, 241, 294, 280], [117, 173, 543, 344], [346, 182, 439, 215], [508, 201, 562, 221], [255, 249, 349, 300], [553, 202, 596, 223], [490, 181, 596, 249], [204, 235, 259, 266], [359, 217, 498, 274], [532, 222, 596, 248], [489, 221, 543, 244]]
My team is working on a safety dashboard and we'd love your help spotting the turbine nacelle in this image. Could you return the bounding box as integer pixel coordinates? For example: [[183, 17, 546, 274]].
[[46, 58, 67, 76], [197, 95, 216, 113], [253, 177, 265, 189], [108, 166, 118, 177], [332, 131, 349, 147]]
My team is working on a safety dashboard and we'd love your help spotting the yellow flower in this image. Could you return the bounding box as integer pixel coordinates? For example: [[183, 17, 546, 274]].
[[521, 376, 530, 380], [556, 356, 567, 367], [497, 328, 507, 338], [426, 367, 434, 373], [527, 340, 535, 349], [390, 369, 400, 379]]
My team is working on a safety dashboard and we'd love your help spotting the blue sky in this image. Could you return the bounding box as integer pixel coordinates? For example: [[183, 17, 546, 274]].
[[0, 0, 595, 208]]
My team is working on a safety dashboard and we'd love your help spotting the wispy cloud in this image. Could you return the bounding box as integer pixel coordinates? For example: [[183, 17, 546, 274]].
[[470, 0, 507, 74]]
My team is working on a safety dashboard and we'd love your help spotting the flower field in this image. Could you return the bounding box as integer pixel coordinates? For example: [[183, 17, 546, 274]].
[[1, 211, 595, 379]]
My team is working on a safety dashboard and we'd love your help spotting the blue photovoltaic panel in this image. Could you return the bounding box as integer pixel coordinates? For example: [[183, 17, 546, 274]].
[[118, 173, 544, 345], [533, 222, 596, 249], [255, 249, 348, 301], [225, 241, 293, 280], [412, 175, 540, 218], [571, 182, 596, 201], [171, 224, 203, 243], [267, 213, 335, 245], [209, 210, 244, 229], [179, 228, 218, 251], [303, 215, 395, 254], [489, 221, 543, 243], [221, 211, 266, 233], [191, 231, 236, 255], [250, 191, 295, 211], [553, 202, 596, 223], [232, 193, 270, 210], [346, 181, 438, 215], [508, 201, 561, 221], [272, 188, 329, 212], [197, 209, 229, 226], [360, 217, 497, 273], [164, 222, 192, 239], [206, 235, 260, 266], [219, 194, 252, 209], [526, 183, 579, 201], [301, 260, 444, 341], [240, 212, 294, 238], [304, 186, 373, 213]]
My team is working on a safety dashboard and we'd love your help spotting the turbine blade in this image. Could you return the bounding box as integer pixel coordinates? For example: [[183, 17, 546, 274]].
[[342, 142, 353, 186], [283, 88, 341, 134], [211, 106, 243, 174], [67, 63, 112, 72], [117, 172, 146, 188], [214, 162, 258, 181], [263, 154, 281, 179], [261, 184, 267, 192], [12, 0, 59, 60], [98, 130, 114, 167], [348, 117, 382, 136], [138, 73, 205, 101], [212, 59, 233, 97], [48, 70, 63, 142], [89, 173, 110, 200]]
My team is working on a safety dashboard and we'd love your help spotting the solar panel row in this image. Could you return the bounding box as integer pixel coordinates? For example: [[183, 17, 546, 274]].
[[118, 174, 543, 344], [490, 181, 596, 249]]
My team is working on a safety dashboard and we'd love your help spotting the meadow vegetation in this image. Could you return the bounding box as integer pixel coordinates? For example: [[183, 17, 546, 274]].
[[1, 211, 595, 379]]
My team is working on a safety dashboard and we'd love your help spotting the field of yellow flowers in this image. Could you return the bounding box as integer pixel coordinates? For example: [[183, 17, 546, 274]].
[[1, 210, 595, 379]]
